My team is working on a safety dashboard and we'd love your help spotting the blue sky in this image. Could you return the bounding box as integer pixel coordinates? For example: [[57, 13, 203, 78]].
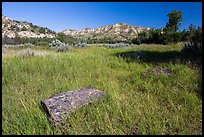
[[2, 2, 202, 32]]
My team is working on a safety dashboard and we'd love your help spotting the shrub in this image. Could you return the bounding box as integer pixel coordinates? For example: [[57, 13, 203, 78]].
[[49, 39, 62, 47], [57, 43, 73, 52], [181, 25, 202, 58], [49, 39, 73, 52], [181, 42, 202, 57], [132, 38, 141, 45]]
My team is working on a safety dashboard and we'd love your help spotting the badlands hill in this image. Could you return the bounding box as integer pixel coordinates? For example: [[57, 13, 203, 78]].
[[2, 15, 150, 42]]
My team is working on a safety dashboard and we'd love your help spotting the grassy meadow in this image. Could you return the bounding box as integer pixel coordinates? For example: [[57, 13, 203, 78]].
[[2, 44, 202, 135]]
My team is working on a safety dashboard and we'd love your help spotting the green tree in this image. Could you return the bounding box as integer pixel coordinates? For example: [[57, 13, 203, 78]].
[[188, 24, 202, 44], [181, 29, 189, 41], [163, 10, 183, 44], [165, 10, 183, 33]]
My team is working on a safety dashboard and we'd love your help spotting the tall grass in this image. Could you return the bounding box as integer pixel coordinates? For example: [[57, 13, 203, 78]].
[[2, 44, 202, 135]]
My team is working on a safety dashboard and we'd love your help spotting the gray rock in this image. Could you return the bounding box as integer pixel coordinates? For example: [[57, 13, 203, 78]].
[[41, 87, 106, 125]]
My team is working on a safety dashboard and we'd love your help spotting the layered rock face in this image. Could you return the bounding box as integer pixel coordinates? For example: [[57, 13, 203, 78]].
[[61, 23, 150, 41], [2, 15, 56, 38], [2, 15, 150, 42]]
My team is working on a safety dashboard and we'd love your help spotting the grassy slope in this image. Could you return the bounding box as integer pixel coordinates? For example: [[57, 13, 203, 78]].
[[2, 44, 202, 135]]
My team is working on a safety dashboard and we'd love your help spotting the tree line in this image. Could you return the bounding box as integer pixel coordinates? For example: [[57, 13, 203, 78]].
[[132, 10, 202, 45]]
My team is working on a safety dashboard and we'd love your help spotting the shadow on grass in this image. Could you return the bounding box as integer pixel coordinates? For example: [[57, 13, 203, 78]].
[[115, 50, 202, 66], [114, 50, 202, 97]]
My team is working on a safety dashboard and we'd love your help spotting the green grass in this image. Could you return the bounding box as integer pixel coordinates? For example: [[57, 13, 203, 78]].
[[2, 44, 202, 135]]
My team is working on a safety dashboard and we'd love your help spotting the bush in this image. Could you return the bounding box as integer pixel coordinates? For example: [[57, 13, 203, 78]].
[[132, 38, 141, 45], [49, 39, 62, 47], [181, 25, 202, 58], [57, 43, 73, 52], [181, 42, 202, 57], [134, 29, 164, 44], [49, 39, 73, 52]]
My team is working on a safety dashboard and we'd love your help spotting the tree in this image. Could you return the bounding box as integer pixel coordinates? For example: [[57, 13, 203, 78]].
[[165, 10, 183, 33], [181, 29, 189, 41], [188, 24, 202, 44], [181, 24, 202, 60], [162, 10, 183, 44], [132, 38, 141, 45]]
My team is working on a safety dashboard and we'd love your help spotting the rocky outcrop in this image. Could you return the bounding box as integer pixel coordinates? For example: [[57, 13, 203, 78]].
[[61, 23, 150, 41], [2, 15, 151, 42], [2, 15, 56, 38]]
